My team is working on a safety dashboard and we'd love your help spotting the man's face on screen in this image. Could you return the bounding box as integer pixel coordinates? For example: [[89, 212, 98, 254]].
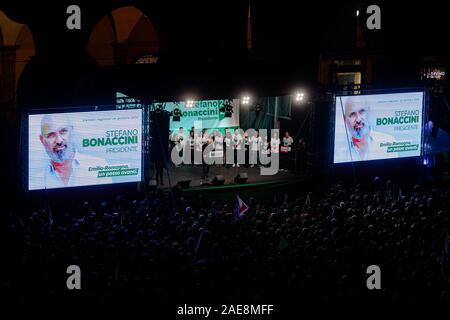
[[345, 101, 370, 139], [40, 115, 75, 163]]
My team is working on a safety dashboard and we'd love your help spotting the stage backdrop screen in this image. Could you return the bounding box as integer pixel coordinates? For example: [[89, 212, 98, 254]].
[[334, 92, 424, 163], [165, 99, 240, 132], [28, 109, 142, 190]]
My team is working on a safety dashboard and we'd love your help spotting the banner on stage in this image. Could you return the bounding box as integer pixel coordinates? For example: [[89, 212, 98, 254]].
[[166, 99, 240, 131]]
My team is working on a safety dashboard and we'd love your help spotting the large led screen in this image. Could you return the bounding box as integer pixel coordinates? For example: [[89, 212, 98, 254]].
[[28, 109, 142, 190], [334, 92, 424, 163]]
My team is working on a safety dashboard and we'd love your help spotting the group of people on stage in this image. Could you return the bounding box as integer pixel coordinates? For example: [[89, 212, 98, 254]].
[[148, 127, 302, 185], [168, 127, 297, 171]]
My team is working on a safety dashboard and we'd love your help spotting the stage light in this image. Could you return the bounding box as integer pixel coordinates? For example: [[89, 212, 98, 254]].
[[356, 10, 359, 17], [294, 91, 305, 103], [186, 100, 195, 108], [242, 96, 251, 105], [294, 92, 305, 103], [172, 107, 182, 121]]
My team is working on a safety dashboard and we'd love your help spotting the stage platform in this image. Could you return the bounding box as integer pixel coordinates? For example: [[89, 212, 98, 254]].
[[155, 165, 301, 192]]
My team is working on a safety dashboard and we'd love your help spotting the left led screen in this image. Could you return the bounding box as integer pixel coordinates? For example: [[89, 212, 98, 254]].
[[28, 109, 142, 190]]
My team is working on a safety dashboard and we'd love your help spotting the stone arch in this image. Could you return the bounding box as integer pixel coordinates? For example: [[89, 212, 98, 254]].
[[0, 10, 24, 46], [0, 24, 3, 46], [0, 10, 35, 104], [15, 25, 35, 89], [87, 6, 160, 66], [111, 6, 144, 43], [127, 15, 159, 63], [87, 14, 116, 66]]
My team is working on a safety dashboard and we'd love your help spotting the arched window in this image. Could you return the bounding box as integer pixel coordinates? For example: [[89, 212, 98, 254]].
[[88, 6, 159, 66], [0, 10, 35, 104]]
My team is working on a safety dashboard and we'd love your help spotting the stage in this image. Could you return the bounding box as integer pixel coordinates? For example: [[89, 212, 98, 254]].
[[154, 165, 301, 192]]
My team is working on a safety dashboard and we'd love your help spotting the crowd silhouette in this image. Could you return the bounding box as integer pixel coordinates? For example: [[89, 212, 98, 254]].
[[4, 177, 450, 311]]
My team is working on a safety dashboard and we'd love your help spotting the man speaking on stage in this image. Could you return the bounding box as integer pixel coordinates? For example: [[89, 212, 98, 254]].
[[33, 114, 111, 189], [336, 98, 397, 162]]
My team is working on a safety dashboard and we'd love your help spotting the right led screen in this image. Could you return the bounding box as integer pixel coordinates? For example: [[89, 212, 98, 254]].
[[333, 92, 424, 163]]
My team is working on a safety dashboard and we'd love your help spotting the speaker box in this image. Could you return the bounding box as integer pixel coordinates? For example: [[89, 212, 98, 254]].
[[148, 179, 157, 187], [176, 180, 191, 189], [234, 172, 248, 183], [211, 175, 225, 185], [147, 179, 158, 191]]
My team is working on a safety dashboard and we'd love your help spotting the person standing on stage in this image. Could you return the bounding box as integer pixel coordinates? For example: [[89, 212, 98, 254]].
[[178, 127, 186, 152], [224, 128, 232, 168], [194, 129, 203, 166], [270, 131, 280, 155], [232, 128, 243, 167], [243, 132, 250, 168], [260, 134, 270, 168], [213, 130, 224, 167], [168, 130, 174, 155], [281, 131, 294, 170], [171, 127, 185, 167], [154, 161, 164, 186], [201, 128, 212, 179], [250, 130, 261, 168], [282, 131, 294, 151], [188, 129, 195, 165]]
